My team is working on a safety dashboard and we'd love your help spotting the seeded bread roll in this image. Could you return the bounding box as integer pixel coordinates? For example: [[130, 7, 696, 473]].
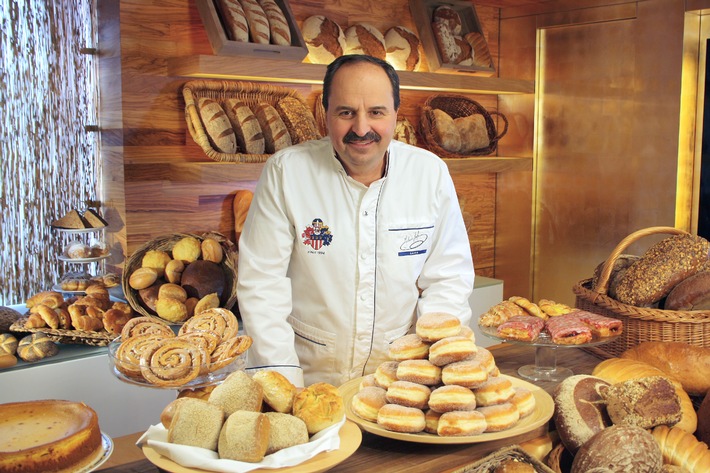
[[274, 96, 320, 144], [264, 412, 309, 455], [254, 102, 292, 153], [384, 26, 421, 71], [218, 410, 270, 462], [602, 376, 681, 429], [240, 0, 270, 44], [168, 398, 224, 450], [344, 23, 386, 60], [17, 333, 58, 362], [258, 0, 290, 45], [224, 98, 265, 155], [302, 15, 346, 64], [209, 370, 263, 415], [197, 98, 237, 154], [215, 0, 249, 42]]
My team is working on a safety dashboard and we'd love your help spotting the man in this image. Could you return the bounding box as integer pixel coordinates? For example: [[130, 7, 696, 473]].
[[237, 54, 474, 387]]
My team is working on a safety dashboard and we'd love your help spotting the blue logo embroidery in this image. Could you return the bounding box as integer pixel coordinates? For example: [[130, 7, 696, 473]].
[[302, 218, 333, 251]]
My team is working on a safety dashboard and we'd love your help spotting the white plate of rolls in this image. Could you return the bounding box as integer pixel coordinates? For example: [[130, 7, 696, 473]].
[[339, 374, 554, 444]]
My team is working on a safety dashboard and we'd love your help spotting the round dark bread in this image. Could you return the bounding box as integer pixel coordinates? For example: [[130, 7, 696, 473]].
[[697, 392, 710, 445], [180, 260, 225, 301], [571, 424, 662, 473], [664, 270, 710, 310]]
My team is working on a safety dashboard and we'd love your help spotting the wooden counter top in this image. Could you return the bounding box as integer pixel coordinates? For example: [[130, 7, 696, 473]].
[[96, 343, 604, 472]]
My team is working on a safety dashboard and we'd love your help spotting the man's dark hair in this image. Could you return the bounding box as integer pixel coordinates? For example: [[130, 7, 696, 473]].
[[321, 54, 400, 111]]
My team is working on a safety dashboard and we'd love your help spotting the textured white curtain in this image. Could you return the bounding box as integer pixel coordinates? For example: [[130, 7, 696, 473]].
[[0, 0, 99, 304]]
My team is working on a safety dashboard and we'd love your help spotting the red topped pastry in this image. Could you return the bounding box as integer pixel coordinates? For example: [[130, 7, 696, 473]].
[[570, 309, 623, 337], [496, 315, 545, 342], [545, 314, 593, 345]]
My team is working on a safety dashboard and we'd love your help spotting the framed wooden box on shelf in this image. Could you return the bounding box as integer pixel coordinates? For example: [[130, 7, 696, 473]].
[[409, 0, 495, 76], [196, 0, 308, 61]]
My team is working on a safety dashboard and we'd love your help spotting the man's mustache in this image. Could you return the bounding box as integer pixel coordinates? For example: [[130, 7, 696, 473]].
[[343, 131, 381, 144]]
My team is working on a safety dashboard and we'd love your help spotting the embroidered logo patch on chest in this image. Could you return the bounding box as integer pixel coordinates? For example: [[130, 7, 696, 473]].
[[302, 218, 333, 251]]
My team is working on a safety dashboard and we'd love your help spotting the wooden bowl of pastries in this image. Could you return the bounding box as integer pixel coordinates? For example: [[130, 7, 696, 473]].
[[122, 232, 238, 324]]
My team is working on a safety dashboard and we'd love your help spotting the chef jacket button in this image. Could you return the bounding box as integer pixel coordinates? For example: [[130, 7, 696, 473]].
[[363, 210, 369, 216], [360, 253, 367, 260], [360, 294, 366, 301]]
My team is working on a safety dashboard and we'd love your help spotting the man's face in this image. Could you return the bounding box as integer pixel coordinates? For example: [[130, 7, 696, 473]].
[[325, 62, 398, 178]]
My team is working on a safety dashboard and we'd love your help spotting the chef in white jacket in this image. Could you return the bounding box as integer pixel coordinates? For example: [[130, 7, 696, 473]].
[[237, 54, 475, 388]]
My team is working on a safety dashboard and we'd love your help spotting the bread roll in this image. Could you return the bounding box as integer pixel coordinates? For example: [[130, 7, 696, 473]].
[[240, 0, 270, 44], [254, 102, 291, 153], [164, 259, 185, 284], [302, 15, 345, 64], [571, 425, 662, 473], [224, 99, 265, 155], [431, 109, 461, 152], [0, 353, 17, 369], [172, 236, 201, 263], [620, 342, 710, 396], [455, 114, 489, 152], [344, 23, 386, 60], [209, 370, 263, 415], [0, 333, 18, 355], [258, 0, 290, 46], [197, 98, 237, 154], [201, 238, 224, 264], [252, 370, 297, 413], [141, 250, 171, 277], [665, 270, 710, 310], [215, 0, 249, 42], [218, 410, 270, 462], [17, 333, 58, 362], [264, 412, 309, 454], [274, 96, 321, 144], [292, 382, 344, 434], [384, 26, 421, 71]]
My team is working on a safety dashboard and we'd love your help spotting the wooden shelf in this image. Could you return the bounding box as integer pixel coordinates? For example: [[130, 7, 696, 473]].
[[167, 55, 534, 95], [443, 156, 532, 173]]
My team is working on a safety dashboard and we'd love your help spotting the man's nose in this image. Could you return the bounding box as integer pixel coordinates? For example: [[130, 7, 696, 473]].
[[351, 114, 370, 136]]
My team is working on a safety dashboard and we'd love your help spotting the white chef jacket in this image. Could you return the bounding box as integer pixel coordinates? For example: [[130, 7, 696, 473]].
[[237, 137, 474, 387]]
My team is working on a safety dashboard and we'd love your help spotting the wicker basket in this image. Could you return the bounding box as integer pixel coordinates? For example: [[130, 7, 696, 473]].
[[545, 443, 573, 473], [572, 226, 710, 359], [122, 232, 239, 321], [183, 79, 319, 163], [449, 445, 556, 473], [419, 94, 508, 157]]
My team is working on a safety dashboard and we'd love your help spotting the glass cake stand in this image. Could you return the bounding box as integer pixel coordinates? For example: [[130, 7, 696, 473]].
[[479, 324, 620, 382]]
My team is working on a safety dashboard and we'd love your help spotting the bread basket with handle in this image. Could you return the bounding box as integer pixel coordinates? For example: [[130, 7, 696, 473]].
[[572, 226, 710, 359]]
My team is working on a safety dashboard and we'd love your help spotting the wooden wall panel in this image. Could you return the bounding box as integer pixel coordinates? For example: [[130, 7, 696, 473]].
[[103, 0, 502, 277]]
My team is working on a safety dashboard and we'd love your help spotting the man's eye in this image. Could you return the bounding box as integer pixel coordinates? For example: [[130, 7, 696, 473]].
[[340, 111, 353, 117]]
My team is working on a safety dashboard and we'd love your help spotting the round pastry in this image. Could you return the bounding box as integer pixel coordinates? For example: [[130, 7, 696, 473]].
[[180, 308, 239, 340], [438, 410, 487, 437], [209, 335, 252, 371], [16, 332, 59, 362], [115, 334, 168, 378], [139, 338, 203, 387], [396, 359, 442, 386], [386, 380, 431, 410], [141, 250, 172, 277], [441, 358, 488, 388], [376, 362, 401, 382], [510, 386, 536, 418], [470, 346, 497, 374], [553, 375, 612, 453], [571, 424, 662, 473], [416, 312, 462, 342], [351, 386, 388, 422], [120, 316, 174, 339], [376, 403, 426, 433], [429, 336, 476, 366], [473, 376, 515, 406], [177, 329, 221, 355], [301, 15, 346, 64], [388, 334, 430, 361], [428, 385, 477, 413], [457, 325, 476, 342], [359, 373, 377, 390], [424, 408, 442, 434], [252, 370, 297, 413], [477, 402, 520, 432], [292, 382, 345, 434], [172, 236, 202, 263], [102, 308, 132, 335]]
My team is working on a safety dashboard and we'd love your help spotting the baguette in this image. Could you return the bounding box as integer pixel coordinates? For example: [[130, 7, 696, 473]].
[[651, 425, 710, 473], [197, 98, 237, 154], [215, 0, 249, 42], [224, 99, 265, 155], [240, 0, 270, 44], [257, 0, 290, 46], [592, 357, 697, 433], [254, 102, 291, 153], [620, 341, 710, 396], [233, 189, 253, 241]]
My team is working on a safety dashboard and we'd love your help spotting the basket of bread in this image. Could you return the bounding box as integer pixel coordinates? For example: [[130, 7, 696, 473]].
[[183, 79, 321, 163], [122, 232, 238, 323], [572, 226, 710, 359], [419, 93, 508, 158]]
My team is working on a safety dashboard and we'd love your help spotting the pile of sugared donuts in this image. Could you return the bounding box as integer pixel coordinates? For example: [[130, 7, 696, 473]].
[[351, 313, 536, 436]]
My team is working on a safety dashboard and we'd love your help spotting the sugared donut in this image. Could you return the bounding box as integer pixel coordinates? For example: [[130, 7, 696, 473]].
[[352, 386, 388, 422], [438, 410, 488, 436], [416, 312, 462, 342], [429, 336, 477, 367], [473, 376, 515, 406], [428, 385, 477, 413], [377, 404, 426, 433], [396, 359, 442, 386], [470, 346, 497, 374], [359, 373, 377, 390], [510, 386, 536, 418], [458, 325, 476, 343], [388, 334, 430, 361], [386, 380, 431, 410], [424, 409, 442, 434], [441, 359, 488, 388], [374, 361, 399, 389], [477, 402, 520, 432]]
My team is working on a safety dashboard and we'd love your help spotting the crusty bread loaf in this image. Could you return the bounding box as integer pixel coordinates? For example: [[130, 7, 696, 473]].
[[455, 114, 489, 152], [224, 98, 265, 155], [274, 96, 320, 144], [464, 32, 492, 68], [218, 410, 270, 462], [232, 189, 253, 241], [590, 254, 640, 299], [197, 98, 237, 154], [571, 425, 662, 473], [665, 270, 710, 310], [651, 425, 710, 473], [394, 118, 418, 145], [264, 412, 309, 455], [215, 0, 249, 42], [240, 0, 270, 44], [292, 382, 344, 434], [167, 398, 224, 450], [453, 36, 473, 65], [301, 15, 345, 64], [344, 23, 386, 60], [433, 5, 462, 36], [431, 20, 460, 64], [258, 0, 290, 46], [592, 357, 697, 433], [602, 376, 681, 429], [620, 342, 710, 396], [209, 370, 263, 415], [254, 102, 292, 153], [431, 109, 461, 152], [384, 26, 421, 71], [614, 234, 710, 306]]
